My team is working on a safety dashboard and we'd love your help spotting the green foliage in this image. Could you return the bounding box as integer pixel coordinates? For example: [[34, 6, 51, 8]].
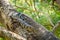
[[0, 37, 4, 40]]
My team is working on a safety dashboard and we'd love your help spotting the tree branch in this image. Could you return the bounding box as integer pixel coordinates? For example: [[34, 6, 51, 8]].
[[0, 26, 26, 40]]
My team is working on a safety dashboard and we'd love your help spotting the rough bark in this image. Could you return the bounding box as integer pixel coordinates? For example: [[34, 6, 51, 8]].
[[0, 26, 26, 40], [0, 0, 59, 40]]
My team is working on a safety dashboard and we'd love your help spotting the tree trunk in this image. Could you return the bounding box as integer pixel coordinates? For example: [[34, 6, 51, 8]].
[[0, 0, 59, 40]]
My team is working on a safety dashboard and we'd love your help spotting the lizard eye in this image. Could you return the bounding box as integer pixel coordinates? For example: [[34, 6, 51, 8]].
[[20, 16, 25, 20]]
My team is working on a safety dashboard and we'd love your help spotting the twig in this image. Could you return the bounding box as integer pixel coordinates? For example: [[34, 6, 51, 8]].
[[25, 0, 31, 6], [52, 21, 60, 32]]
